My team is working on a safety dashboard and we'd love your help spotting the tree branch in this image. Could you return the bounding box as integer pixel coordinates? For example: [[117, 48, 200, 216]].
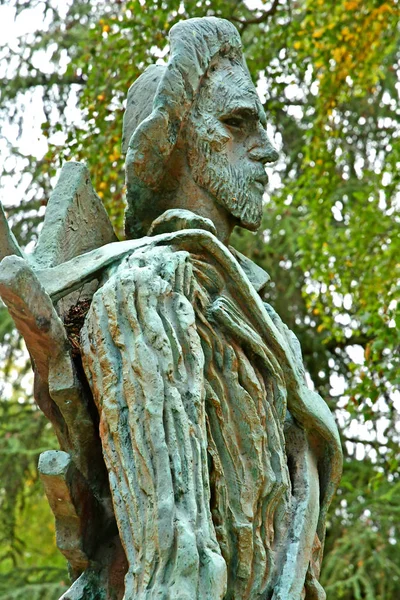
[[0, 72, 84, 101], [343, 435, 386, 450], [325, 334, 373, 352]]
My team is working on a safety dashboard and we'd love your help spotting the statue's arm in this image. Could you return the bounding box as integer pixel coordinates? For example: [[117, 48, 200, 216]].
[[263, 302, 305, 377], [263, 302, 335, 598], [272, 415, 324, 600], [0, 178, 121, 591], [0, 254, 112, 578]]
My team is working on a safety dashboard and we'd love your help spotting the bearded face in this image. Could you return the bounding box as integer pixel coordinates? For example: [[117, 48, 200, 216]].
[[184, 58, 277, 231], [186, 123, 268, 230]]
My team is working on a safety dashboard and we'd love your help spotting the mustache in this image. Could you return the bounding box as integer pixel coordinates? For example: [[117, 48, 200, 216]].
[[253, 171, 269, 186], [224, 163, 267, 189]]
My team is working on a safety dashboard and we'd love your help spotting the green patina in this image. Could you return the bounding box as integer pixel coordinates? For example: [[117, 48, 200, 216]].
[[0, 17, 342, 600]]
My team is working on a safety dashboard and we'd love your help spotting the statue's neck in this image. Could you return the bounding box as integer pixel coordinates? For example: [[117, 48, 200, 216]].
[[170, 191, 235, 245], [165, 159, 237, 246]]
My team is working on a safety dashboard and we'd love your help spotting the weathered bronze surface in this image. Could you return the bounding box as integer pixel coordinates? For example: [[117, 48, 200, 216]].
[[0, 17, 342, 600]]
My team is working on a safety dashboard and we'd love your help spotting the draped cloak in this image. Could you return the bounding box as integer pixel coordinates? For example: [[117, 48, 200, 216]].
[[80, 216, 342, 600]]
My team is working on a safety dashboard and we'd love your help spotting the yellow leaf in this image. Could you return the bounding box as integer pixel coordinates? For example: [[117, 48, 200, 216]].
[[377, 3, 393, 14], [293, 41, 302, 50], [332, 47, 345, 62], [313, 29, 324, 39], [344, 0, 359, 9]]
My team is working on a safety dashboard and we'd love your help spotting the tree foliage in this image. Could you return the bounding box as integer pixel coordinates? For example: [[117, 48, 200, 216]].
[[0, 0, 399, 597], [0, 335, 67, 596]]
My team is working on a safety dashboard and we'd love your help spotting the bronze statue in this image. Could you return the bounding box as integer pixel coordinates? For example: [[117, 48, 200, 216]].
[[0, 17, 342, 600]]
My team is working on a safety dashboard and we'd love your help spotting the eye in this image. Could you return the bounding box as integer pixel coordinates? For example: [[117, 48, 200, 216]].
[[221, 116, 244, 129]]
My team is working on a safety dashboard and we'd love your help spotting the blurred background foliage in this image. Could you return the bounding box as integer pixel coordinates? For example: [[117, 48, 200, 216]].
[[0, 0, 399, 598]]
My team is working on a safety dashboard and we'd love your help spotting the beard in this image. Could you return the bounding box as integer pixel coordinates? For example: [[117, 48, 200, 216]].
[[186, 136, 264, 231]]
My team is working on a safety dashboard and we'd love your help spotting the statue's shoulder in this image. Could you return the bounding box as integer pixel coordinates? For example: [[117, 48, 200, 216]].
[[123, 208, 271, 290], [105, 210, 272, 306], [29, 205, 269, 324], [103, 208, 228, 285]]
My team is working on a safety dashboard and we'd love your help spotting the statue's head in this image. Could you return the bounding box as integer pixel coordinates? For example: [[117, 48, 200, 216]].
[[123, 17, 278, 239]]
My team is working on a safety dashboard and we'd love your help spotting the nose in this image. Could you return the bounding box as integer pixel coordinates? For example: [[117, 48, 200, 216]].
[[248, 127, 279, 164]]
